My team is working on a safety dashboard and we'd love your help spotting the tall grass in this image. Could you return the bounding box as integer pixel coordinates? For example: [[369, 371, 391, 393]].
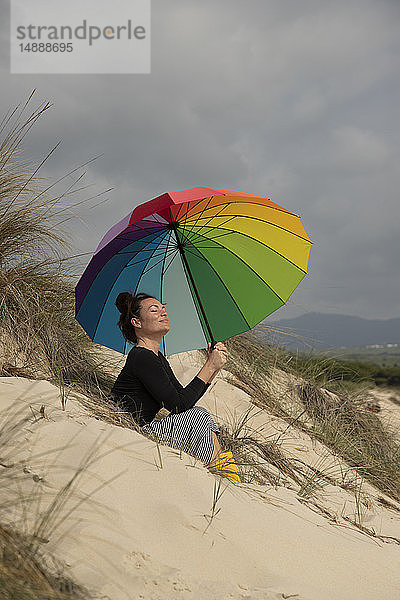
[[297, 381, 400, 500], [0, 92, 115, 399], [0, 93, 119, 598], [221, 333, 400, 502]]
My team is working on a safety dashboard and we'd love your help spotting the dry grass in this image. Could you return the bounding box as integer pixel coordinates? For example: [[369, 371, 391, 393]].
[[297, 381, 400, 500], [218, 334, 400, 502], [0, 403, 96, 600], [0, 92, 118, 598], [0, 523, 89, 600], [0, 396, 136, 599], [0, 92, 115, 399]]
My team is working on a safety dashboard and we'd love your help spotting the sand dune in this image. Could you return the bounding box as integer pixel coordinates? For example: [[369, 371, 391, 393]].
[[0, 350, 399, 600]]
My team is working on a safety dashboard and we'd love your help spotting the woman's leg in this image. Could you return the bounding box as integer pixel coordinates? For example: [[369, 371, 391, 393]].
[[207, 432, 222, 467], [142, 406, 220, 464]]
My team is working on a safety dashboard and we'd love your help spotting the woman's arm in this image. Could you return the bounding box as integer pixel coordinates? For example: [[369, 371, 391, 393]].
[[159, 355, 211, 399], [206, 369, 219, 383], [162, 342, 227, 388], [133, 350, 209, 413]]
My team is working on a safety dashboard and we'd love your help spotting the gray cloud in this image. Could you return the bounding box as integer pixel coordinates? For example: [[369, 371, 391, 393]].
[[1, 0, 399, 320]]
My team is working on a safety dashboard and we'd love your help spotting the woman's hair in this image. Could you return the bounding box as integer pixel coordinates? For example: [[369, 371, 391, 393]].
[[115, 292, 154, 344]]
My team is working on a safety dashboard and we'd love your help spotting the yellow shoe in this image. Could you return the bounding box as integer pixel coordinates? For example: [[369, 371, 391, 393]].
[[210, 451, 241, 483]]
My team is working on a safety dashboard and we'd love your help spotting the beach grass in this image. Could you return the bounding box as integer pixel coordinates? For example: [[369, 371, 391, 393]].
[[0, 394, 134, 599], [220, 334, 400, 502], [0, 404, 94, 600], [0, 93, 119, 598], [0, 93, 116, 400]]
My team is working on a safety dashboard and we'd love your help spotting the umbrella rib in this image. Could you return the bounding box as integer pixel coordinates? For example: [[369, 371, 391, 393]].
[[118, 235, 170, 260], [123, 251, 168, 267], [180, 195, 215, 234], [179, 195, 214, 235], [186, 198, 300, 220], [130, 241, 177, 286], [171, 199, 190, 224], [182, 214, 312, 247], [125, 250, 169, 274], [114, 226, 172, 256], [167, 194, 213, 227], [168, 243, 213, 266], [162, 247, 180, 276], [179, 200, 194, 233], [176, 194, 234, 225], [176, 194, 214, 225], [203, 225, 308, 275], [144, 214, 168, 226], [131, 235, 169, 298], [117, 240, 170, 258], [183, 214, 238, 244], [179, 201, 232, 243], [116, 225, 168, 244], [189, 230, 237, 243], [159, 230, 173, 357], [132, 235, 176, 297], [179, 228, 288, 304], [118, 243, 170, 258], [90, 229, 169, 341], [130, 244, 178, 278], [177, 241, 252, 331], [77, 229, 169, 313], [119, 222, 165, 236]]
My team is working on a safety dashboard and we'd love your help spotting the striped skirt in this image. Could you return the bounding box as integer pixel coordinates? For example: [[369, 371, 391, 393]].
[[142, 406, 220, 464]]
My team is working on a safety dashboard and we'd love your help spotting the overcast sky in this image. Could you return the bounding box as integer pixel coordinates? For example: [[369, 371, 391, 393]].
[[1, 0, 399, 321]]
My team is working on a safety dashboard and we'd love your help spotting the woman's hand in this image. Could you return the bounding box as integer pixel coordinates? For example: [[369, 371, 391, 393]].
[[196, 342, 229, 385], [207, 342, 228, 371]]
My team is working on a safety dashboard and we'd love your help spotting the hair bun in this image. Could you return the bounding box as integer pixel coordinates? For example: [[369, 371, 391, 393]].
[[115, 292, 133, 314]]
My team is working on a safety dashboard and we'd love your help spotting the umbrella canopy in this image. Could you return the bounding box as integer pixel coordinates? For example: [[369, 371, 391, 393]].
[[75, 187, 311, 356]]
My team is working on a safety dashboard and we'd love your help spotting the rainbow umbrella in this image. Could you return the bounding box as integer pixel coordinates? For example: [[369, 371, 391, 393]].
[[75, 187, 311, 356]]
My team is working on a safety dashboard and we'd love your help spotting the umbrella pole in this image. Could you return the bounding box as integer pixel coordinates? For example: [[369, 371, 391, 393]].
[[173, 228, 216, 350]]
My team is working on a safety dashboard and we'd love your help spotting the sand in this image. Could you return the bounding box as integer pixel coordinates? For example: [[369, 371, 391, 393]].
[[0, 350, 399, 600]]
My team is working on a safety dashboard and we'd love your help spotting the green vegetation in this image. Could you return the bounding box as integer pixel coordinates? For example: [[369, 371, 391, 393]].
[[298, 341, 400, 387], [248, 331, 400, 390], [294, 353, 400, 389], [321, 345, 400, 368]]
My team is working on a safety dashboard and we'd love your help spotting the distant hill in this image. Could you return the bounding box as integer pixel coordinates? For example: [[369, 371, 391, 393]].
[[251, 312, 400, 351]]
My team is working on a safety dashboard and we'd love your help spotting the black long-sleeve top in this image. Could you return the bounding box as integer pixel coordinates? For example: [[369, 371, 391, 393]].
[[110, 346, 210, 425]]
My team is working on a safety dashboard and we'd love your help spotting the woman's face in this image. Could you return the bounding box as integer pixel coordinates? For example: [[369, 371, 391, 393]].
[[132, 297, 170, 336]]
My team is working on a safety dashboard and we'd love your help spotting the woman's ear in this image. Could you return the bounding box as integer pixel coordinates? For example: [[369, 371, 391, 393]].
[[131, 317, 141, 328]]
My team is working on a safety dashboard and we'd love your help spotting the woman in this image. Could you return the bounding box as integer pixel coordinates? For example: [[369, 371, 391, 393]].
[[111, 291, 239, 478]]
